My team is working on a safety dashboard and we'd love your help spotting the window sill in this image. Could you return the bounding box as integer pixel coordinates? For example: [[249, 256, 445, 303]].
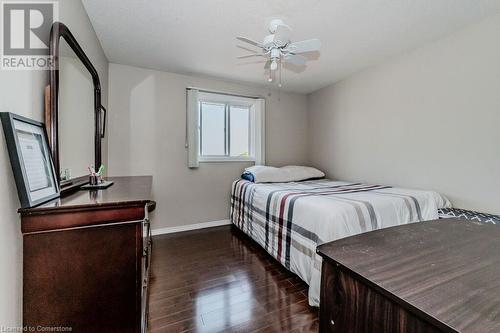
[[199, 157, 255, 163]]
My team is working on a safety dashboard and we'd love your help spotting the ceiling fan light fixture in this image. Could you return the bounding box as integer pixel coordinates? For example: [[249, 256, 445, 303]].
[[270, 60, 278, 71]]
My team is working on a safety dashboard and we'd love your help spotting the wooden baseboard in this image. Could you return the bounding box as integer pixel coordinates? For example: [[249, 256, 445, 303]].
[[151, 219, 231, 236]]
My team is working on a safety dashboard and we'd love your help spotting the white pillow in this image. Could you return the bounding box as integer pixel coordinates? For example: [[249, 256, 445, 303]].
[[244, 165, 325, 183]]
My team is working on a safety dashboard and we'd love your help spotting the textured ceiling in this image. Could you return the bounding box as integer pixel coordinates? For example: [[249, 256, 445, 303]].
[[82, 0, 500, 93]]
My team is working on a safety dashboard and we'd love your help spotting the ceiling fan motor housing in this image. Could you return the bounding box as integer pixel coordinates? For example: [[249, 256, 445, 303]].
[[263, 34, 284, 49], [270, 48, 281, 58]]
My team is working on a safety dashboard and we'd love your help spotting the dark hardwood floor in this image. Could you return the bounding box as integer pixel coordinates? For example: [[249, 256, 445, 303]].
[[148, 225, 319, 333]]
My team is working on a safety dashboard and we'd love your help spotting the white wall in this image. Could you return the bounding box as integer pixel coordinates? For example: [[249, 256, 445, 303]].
[[308, 14, 500, 215], [107, 63, 309, 230], [0, 0, 108, 326]]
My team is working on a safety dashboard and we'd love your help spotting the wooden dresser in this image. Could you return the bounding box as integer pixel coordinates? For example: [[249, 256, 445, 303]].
[[317, 219, 500, 333], [19, 176, 155, 333]]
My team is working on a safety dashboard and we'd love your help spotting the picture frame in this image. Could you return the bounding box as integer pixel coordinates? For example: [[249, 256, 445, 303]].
[[0, 112, 60, 208]]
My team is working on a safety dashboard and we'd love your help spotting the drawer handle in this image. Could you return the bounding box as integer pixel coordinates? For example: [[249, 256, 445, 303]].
[[143, 218, 151, 256]]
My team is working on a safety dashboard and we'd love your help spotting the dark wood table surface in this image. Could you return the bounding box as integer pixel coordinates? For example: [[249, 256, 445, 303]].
[[19, 176, 153, 213], [19, 176, 153, 233], [317, 219, 500, 333]]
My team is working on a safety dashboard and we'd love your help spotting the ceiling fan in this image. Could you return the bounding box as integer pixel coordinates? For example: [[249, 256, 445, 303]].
[[237, 19, 321, 87]]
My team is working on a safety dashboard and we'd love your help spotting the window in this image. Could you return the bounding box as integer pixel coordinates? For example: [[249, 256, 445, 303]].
[[200, 102, 251, 159], [187, 89, 265, 166], [200, 102, 227, 156]]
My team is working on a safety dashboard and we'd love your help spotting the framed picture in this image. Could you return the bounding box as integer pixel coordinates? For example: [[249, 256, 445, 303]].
[[1, 112, 60, 208]]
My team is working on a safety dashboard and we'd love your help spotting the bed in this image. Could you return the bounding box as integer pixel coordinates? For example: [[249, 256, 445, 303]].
[[230, 178, 451, 306]]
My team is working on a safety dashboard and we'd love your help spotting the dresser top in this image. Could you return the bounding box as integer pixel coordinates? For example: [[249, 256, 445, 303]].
[[317, 219, 500, 333], [20, 176, 153, 216]]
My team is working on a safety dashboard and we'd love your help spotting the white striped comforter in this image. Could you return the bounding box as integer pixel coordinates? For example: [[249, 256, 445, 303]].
[[230, 179, 451, 306]]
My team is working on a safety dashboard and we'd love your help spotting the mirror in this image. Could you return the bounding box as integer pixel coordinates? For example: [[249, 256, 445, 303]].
[[58, 39, 94, 181], [47, 22, 105, 193]]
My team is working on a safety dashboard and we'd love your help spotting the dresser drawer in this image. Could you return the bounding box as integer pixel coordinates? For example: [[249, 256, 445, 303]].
[[320, 260, 445, 333]]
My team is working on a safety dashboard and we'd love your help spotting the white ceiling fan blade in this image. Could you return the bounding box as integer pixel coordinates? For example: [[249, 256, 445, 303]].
[[236, 36, 263, 48], [287, 39, 321, 54], [284, 54, 307, 66], [237, 54, 263, 59], [273, 25, 292, 45]]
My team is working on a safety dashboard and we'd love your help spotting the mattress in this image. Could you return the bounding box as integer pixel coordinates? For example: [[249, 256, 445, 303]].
[[230, 179, 451, 306]]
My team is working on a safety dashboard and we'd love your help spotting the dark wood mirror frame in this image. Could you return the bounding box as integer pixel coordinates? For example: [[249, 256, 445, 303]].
[[46, 22, 106, 193]]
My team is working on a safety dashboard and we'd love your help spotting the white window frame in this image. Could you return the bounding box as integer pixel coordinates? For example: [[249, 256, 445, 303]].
[[196, 91, 264, 164]]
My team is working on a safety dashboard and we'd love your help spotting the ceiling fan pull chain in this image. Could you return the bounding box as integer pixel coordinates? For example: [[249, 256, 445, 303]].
[[278, 59, 282, 88]]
